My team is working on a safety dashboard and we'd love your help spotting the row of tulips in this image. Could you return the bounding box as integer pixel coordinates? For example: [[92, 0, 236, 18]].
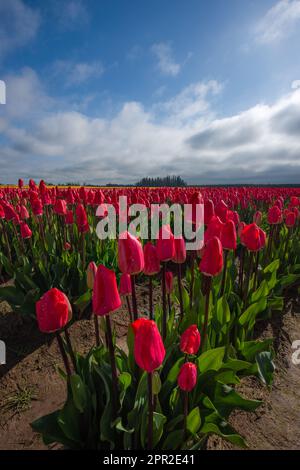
[[1, 181, 300, 449]]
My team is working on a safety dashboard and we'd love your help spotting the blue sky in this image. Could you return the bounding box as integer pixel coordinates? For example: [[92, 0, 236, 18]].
[[1, 0, 300, 184]]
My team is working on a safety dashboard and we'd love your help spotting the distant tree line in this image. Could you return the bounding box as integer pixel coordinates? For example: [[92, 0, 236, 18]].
[[135, 175, 187, 187]]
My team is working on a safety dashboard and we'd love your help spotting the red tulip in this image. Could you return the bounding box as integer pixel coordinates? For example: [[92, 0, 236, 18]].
[[18, 178, 24, 189], [204, 199, 215, 225], [76, 204, 89, 233], [0, 204, 4, 219], [156, 224, 175, 262], [118, 231, 144, 275], [36, 288, 72, 333], [253, 210, 262, 226], [180, 324, 201, 355], [119, 273, 132, 296], [215, 200, 228, 223], [241, 223, 266, 251], [177, 362, 197, 392], [132, 318, 165, 372], [65, 210, 74, 225], [220, 219, 237, 251], [204, 216, 224, 244], [92, 264, 121, 316], [31, 198, 43, 216], [3, 203, 18, 222], [143, 242, 161, 275], [20, 205, 29, 220], [285, 211, 296, 228], [20, 222, 32, 239], [172, 236, 186, 264], [54, 199, 67, 216], [165, 271, 173, 294], [268, 205, 282, 224], [199, 236, 223, 277], [64, 242, 71, 251]]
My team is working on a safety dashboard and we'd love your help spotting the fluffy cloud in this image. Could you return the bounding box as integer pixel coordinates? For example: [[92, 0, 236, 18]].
[[255, 0, 300, 44], [151, 42, 181, 76], [52, 60, 105, 86], [1, 69, 300, 185], [0, 0, 40, 59]]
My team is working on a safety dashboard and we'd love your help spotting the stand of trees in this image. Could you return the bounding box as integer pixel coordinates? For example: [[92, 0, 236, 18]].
[[136, 175, 187, 187]]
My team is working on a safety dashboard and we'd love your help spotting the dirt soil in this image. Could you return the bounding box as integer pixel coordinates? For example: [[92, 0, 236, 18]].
[[1, 285, 300, 450]]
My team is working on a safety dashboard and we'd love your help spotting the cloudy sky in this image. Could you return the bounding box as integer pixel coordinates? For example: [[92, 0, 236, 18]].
[[1, 0, 300, 185]]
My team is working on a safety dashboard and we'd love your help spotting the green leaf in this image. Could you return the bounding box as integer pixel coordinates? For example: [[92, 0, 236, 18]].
[[152, 371, 162, 395], [240, 339, 273, 362], [57, 399, 81, 444], [255, 351, 275, 385], [187, 407, 201, 435], [162, 430, 184, 450], [222, 359, 252, 372], [70, 374, 88, 413], [200, 422, 247, 448], [264, 259, 280, 274], [197, 347, 225, 373], [239, 298, 267, 328], [31, 410, 76, 448], [152, 412, 167, 448], [251, 280, 269, 303], [0, 286, 25, 306]]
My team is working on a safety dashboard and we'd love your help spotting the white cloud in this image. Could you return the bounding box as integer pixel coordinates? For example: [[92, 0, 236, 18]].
[[291, 79, 300, 89], [3, 67, 53, 119], [52, 60, 105, 86], [0, 0, 40, 59], [151, 42, 181, 76], [255, 0, 300, 44], [2, 71, 300, 185]]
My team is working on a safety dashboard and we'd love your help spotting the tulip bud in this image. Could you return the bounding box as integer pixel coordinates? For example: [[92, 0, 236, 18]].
[[253, 210, 262, 226], [119, 273, 132, 296], [177, 362, 197, 392], [285, 211, 296, 228], [20, 222, 32, 239], [180, 324, 201, 355], [268, 205, 282, 225], [220, 219, 237, 251], [118, 231, 144, 275], [36, 288, 72, 333], [143, 242, 161, 275], [76, 203, 89, 233], [132, 318, 165, 372], [204, 216, 224, 244], [92, 264, 121, 316], [199, 236, 223, 277], [156, 224, 175, 262], [172, 236, 186, 264], [241, 223, 266, 252], [86, 261, 97, 289], [54, 199, 67, 216]]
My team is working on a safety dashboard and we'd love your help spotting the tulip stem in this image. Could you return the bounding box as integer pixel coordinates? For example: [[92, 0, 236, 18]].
[[56, 332, 72, 380], [149, 276, 153, 320], [238, 246, 245, 297], [183, 391, 188, 441], [162, 262, 167, 340], [81, 233, 86, 270], [126, 296, 133, 323], [243, 252, 254, 304], [219, 250, 228, 298], [201, 276, 212, 352], [253, 251, 260, 291], [1, 220, 12, 262], [177, 263, 184, 319], [105, 315, 119, 419], [147, 372, 153, 450], [64, 328, 77, 372], [94, 314, 100, 347], [131, 275, 138, 320], [189, 252, 195, 308]]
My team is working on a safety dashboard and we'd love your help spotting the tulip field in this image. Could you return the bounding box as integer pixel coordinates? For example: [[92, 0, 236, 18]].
[[1, 180, 300, 450]]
